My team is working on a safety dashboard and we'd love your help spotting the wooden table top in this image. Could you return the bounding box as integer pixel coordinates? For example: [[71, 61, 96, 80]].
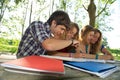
[[0, 55, 120, 80]]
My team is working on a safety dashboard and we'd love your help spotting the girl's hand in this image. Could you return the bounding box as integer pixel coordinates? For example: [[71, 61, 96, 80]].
[[74, 53, 86, 58]]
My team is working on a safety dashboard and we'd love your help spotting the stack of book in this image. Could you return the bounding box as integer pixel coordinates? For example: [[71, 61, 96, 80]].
[[1, 55, 119, 78], [64, 61, 118, 78], [41, 55, 119, 78], [0, 55, 65, 76]]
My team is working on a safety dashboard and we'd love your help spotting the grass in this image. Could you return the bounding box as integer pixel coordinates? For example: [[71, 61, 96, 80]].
[[112, 53, 120, 60], [0, 44, 18, 54]]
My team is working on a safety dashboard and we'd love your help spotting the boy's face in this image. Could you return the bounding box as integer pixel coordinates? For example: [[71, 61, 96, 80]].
[[50, 20, 69, 39], [52, 25, 67, 39]]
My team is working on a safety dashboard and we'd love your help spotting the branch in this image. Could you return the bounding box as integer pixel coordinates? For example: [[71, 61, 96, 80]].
[[82, 4, 88, 12], [96, 0, 109, 17]]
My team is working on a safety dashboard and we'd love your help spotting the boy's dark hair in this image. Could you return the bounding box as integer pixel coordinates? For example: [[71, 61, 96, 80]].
[[47, 10, 71, 30]]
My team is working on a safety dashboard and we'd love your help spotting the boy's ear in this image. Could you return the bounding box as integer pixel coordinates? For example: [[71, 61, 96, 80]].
[[52, 20, 57, 27]]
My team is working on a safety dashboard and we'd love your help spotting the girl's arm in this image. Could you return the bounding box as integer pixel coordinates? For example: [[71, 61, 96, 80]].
[[101, 48, 114, 60], [73, 53, 114, 60], [47, 51, 114, 60]]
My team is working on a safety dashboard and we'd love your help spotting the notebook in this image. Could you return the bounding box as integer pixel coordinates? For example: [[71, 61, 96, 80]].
[[1, 55, 65, 75], [64, 61, 118, 78], [41, 55, 115, 63]]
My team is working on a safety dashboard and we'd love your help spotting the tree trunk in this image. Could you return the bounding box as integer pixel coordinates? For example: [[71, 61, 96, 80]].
[[21, 1, 29, 37], [29, 1, 33, 25], [0, 1, 7, 23], [88, 0, 96, 27]]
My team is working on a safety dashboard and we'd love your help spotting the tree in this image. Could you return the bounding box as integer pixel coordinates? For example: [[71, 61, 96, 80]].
[[0, 0, 8, 23], [87, 0, 96, 27], [83, 0, 116, 27], [0, 0, 22, 23], [82, 0, 116, 46], [59, 0, 67, 11]]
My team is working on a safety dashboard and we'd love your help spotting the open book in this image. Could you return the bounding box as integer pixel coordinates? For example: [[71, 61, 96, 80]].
[[1, 55, 65, 75], [64, 61, 118, 78], [41, 55, 115, 63]]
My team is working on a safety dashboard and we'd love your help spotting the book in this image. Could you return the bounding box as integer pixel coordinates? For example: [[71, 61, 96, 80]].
[[1, 55, 65, 75], [41, 55, 115, 63], [64, 61, 118, 78]]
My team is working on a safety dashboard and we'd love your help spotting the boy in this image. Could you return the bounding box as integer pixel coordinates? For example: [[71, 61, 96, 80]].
[[17, 10, 79, 58]]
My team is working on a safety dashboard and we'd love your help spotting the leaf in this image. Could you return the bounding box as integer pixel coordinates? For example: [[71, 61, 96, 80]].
[[14, 0, 22, 4]]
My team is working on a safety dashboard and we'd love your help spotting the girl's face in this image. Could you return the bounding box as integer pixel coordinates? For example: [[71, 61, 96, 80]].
[[66, 27, 77, 40], [91, 32, 100, 44], [86, 31, 94, 44]]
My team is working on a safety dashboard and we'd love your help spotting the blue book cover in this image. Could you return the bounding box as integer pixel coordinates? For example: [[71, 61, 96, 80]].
[[64, 61, 118, 78]]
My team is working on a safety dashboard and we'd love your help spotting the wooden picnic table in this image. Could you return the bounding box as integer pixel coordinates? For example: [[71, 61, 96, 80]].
[[0, 54, 120, 80]]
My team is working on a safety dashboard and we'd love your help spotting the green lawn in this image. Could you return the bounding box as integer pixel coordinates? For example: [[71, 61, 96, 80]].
[[0, 44, 18, 54], [112, 53, 120, 60]]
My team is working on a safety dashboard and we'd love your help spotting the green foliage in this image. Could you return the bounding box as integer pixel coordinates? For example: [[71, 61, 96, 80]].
[[0, 0, 23, 5], [101, 0, 116, 4], [115, 56, 120, 60], [0, 0, 23, 22], [0, 38, 19, 46], [102, 37, 109, 47], [0, 38, 19, 54], [109, 49, 120, 55], [0, 44, 18, 54], [109, 48, 120, 60], [15, 0, 22, 4]]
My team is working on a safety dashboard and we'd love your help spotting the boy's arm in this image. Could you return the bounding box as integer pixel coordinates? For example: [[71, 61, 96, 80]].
[[42, 38, 79, 51]]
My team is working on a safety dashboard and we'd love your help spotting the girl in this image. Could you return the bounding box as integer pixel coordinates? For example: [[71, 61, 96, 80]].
[[90, 28, 114, 60], [76, 25, 94, 54]]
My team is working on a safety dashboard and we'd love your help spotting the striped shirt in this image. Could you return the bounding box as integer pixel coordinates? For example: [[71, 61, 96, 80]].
[[17, 21, 51, 57]]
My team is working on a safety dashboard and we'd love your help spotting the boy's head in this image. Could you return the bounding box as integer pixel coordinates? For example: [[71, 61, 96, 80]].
[[47, 10, 71, 38], [47, 10, 71, 30]]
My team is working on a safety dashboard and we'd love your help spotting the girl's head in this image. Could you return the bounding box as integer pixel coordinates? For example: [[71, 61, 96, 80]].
[[80, 25, 94, 44], [66, 22, 79, 40], [90, 28, 102, 54], [91, 28, 102, 44]]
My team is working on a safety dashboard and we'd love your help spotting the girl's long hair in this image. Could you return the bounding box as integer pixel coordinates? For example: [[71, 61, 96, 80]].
[[70, 22, 79, 40], [90, 29, 102, 54], [80, 25, 94, 44]]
